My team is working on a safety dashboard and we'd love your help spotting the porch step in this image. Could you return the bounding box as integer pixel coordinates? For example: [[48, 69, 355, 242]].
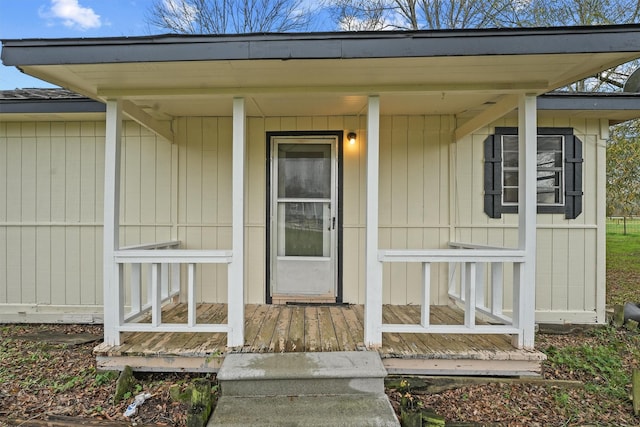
[[208, 351, 399, 426], [209, 394, 399, 426], [216, 351, 387, 396]]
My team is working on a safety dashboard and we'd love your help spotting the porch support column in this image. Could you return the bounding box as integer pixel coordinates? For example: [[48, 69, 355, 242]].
[[228, 97, 246, 347], [103, 99, 123, 346], [515, 93, 537, 349], [364, 95, 383, 347]]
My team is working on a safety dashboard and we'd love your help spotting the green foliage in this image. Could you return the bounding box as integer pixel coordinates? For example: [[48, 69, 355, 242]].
[[552, 390, 570, 407], [95, 370, 118, 386], [606, 231, 640, 305], [544, 327, 633, 400], [52, 375, 84, 393], [607, 120, 640, 218]]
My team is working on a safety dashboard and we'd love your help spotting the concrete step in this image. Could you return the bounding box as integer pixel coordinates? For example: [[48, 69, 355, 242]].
[[208, 394, 400, 426], [217, 351, 387, 397]]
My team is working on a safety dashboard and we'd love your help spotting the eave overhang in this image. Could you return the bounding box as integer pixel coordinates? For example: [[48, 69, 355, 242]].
[[2, 25, 640, 129]]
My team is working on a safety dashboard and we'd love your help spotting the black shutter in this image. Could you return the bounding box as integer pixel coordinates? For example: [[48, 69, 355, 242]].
[[564, 135, 583, 219], [484, 135, 502, 218]]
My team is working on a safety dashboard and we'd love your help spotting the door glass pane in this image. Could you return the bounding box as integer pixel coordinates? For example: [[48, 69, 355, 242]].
[[277, 202, 330, 257], [278, 144, 331, 198]]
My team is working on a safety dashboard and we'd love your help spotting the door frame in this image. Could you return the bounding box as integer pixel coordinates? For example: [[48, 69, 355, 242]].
[[265, 131, 344, 304]]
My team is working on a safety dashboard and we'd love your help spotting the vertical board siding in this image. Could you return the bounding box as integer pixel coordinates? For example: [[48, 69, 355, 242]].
[[0, 112, 604, 320], [454, 117, 605, 318], [0, 120, 164, 311]]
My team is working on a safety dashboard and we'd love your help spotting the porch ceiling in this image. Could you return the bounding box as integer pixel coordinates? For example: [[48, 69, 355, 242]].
[[15, 52, 635, 119]]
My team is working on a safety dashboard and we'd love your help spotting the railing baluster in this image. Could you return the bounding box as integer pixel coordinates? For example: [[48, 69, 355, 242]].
[[491, 261, 503, 316], [476, 262, 486, 310], [161, 263, 169, 299], [130, 263, 141, 315], [187, 263, 196, 327], [464, 262, 476, 328], [421, 262, 431, 327], [151, 263, 161, 327], [171, 263, 180, 295], [117, 263, 125, 327], [512, 262, 524, 348], [460, 262, 467, 303], [448, 261, 457, 297], [146, 264, 153, 311]]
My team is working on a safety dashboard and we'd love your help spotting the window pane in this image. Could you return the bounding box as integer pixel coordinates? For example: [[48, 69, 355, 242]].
[[277, 202, 330, 257], [278, 144, 331, 198], [504, 188, 518, 203], [503, 135, 519, 151], [537, 190, 561, 204], [537, 151, 557, 168], [504, 171, 518, 186], [537, 136, 563, 152], [503, 152, 518, 168], [501, 133, 565, 206]]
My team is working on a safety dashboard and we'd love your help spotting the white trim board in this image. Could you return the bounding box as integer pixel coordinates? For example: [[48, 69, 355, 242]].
[[0, 304, 104, 324]]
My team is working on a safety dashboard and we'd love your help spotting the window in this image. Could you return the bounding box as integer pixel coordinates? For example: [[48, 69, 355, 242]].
[[484, 127, 583, 219]]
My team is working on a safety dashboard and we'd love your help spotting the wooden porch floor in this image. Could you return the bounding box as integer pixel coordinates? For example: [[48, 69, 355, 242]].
[[94, 304, 545, 376]]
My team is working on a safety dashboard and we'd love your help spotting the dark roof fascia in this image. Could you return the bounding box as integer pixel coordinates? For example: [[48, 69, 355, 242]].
[[0, 98, 105, 114], [3, 24, 640, 66], [538, 92, 640, 111]]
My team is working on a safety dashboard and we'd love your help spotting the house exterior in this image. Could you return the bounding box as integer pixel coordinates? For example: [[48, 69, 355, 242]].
[[2, 26, 640, 358]]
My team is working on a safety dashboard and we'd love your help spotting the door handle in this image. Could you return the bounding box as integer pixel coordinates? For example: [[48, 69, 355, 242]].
[[332, 217, 336, 230]]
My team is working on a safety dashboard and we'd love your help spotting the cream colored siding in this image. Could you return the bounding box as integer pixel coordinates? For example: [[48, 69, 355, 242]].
[[454, 116, 605, 323], [377, 115, 453, 305], [0, 111, 606, 322], [0, 121, 105, 319]]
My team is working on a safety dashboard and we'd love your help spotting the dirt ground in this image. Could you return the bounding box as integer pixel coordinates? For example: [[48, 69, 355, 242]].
[[1, 322, 640, 426]]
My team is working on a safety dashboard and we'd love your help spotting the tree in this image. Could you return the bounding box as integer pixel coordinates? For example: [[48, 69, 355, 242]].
[[326, 0, 506, 31], [607, 121, 640, 221], [147, 0, 315, 34], [325, 0, 640, 34]]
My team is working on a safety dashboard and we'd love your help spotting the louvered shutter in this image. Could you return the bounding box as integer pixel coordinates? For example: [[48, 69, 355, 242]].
[[484, 135, 502, 218], [564, 135, 583, 219]]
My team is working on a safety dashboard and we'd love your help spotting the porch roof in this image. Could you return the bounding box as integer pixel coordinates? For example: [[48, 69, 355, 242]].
[[2, 25, 640, 127]]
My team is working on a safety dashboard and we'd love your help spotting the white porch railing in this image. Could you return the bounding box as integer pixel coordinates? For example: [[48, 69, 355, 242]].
[[114, 241, 233, 334], [378, 243, 527, 344], [447, 242, 516, 326]]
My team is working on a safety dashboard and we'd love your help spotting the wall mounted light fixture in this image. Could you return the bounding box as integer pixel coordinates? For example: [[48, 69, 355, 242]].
[[347, 132, 357, 145]]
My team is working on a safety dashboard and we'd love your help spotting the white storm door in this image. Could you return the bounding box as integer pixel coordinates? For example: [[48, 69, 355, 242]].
[[272, 138, 337, 298]]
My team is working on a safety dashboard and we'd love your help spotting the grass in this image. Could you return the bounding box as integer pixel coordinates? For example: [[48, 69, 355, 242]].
[[544, 327, 635, 400], [540, 325, 640, 423], [606, 220, 640, 306]]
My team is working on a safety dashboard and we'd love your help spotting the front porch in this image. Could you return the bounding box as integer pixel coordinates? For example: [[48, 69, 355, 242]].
[[94, 303, 545, 376]]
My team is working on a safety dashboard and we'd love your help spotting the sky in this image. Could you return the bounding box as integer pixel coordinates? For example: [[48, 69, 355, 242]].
[[0, 0, 157, 89], [0, 0, 337, 90]]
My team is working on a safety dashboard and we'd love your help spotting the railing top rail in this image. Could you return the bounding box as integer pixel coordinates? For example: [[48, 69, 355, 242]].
[[379, 248, 525, 263], [114, 249, 233, 263], [448, 241, 515, 250], [119, 240, 181, 251]]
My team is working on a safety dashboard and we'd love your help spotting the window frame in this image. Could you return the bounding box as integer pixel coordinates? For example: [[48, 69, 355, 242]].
[[484, 127, 583, 219]]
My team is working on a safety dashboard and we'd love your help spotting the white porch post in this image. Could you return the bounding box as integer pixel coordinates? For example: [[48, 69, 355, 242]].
[[514, 93, 537, 349], [103, 99, 123, 346], [364, 95, 383, 347], [228, 97, 246, 347]]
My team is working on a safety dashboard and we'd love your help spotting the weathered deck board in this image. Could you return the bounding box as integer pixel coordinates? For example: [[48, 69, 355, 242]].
[[304, 306, 321, 352], [287, 305, 305, 352], [95, 303, 545, 375], [384, 305, 437, 356], [250, 305, 281, 352], [242, 304, 270, 352], [329, 305, 359, 351], [380, 304, 419, 356]]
